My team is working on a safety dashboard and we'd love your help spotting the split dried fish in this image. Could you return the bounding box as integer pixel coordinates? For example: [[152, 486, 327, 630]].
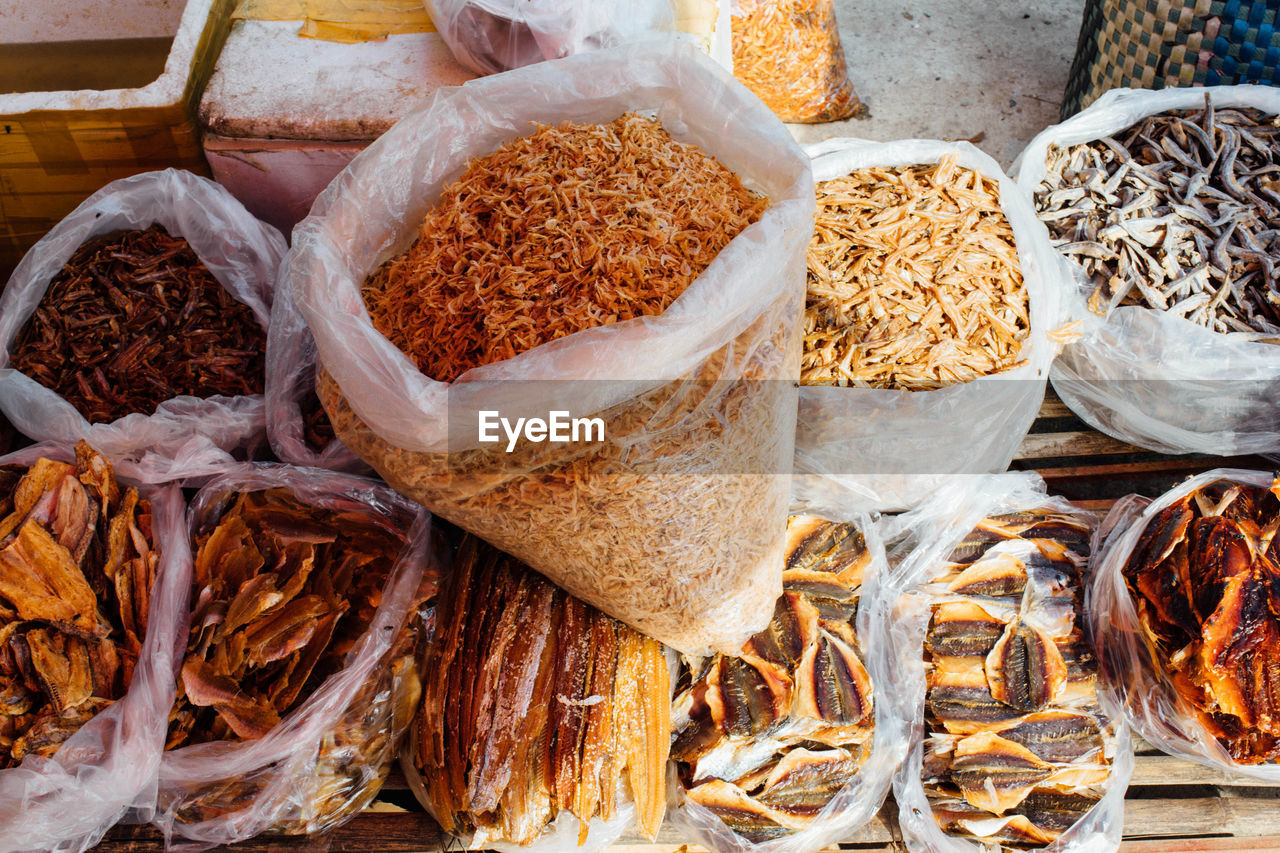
[[0, 442, 157, 769], [803, 154, 1030, 391], [1121, 475, 1280, 763], [411, 533, 669, 845], [920, 510, 1114, 847], [671, 516, 875, 843], [1036, 96, 1280, 337]]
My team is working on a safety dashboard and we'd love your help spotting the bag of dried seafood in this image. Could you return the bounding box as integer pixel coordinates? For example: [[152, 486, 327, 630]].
[[883, 472, 1133, 853], [151, 465, 435, 847], [424, 0, 674, 75], [288, 40, 812, 656], [1014, 85, 1280, 456], [1091, 468, 1280, 779], [265, 258, 366, 474], [668, 483, 908, 853], [794, 139, 1068, 513], [0, 442, 190, 853], [0, 170, 287, 483]]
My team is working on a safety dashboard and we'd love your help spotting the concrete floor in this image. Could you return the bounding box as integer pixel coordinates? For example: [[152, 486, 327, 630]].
[[796, 0, 1088, 168]]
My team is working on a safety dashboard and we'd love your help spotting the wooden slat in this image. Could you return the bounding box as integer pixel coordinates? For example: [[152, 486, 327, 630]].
[[1130, 754, 1280, 788], [1120, 839, 1280, 853], [1017, 430, 1146, 459], [1123, 797, 1280, 838], [103, 813, 448, 852]]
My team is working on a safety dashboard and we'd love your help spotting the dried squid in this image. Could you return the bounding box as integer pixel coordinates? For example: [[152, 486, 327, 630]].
[[1119, 473, 1280, 764], [409, 533, 669, 846], [0, 442, 158, 768], [920, 509, 1116, 847], [671, 516, 876, 842]]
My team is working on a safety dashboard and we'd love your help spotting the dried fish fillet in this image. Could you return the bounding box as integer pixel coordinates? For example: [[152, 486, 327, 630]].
[[410, 533, 669, 845], [1122, 473, 1280, 763], [803, 154, 1030, 391], [672, 515, 876, 843], [0, 442, 157, 769], [919, 507, 1113, 846]]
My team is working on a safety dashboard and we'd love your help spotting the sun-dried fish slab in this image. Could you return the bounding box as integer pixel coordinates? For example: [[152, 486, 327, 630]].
[[672, 515, 877, 843], [986, 619, 1069, 712], [410, 533, 668, 845], [0, 442, 157, 769]]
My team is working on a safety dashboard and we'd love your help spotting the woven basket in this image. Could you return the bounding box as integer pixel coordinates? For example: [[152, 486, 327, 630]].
[[1062, 0, 1280, 117]]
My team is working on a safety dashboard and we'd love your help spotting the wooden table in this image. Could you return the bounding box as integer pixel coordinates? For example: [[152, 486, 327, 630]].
[[97, 389, 1280, 853]]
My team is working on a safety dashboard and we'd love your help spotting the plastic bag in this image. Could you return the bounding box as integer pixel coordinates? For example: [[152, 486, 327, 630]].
[[729, 0, 860, 123], [1011, 85, 1280, 456], [1090, 468, 1280, 781], [424, 0, 674, 75], [793, 139, 1069, 514], [0, 443, 190, 853], [668, 481, 908, 853], [288, 40, 812, 656], [0, 169, 287, 483], [265, 257, 367, 474], [151, 465, 435, 848], [883, 472, 1133, 853]]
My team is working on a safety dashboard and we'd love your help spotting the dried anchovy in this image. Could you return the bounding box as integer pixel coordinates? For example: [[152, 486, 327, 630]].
[[362, 112, 768, 383], [0, 442, 157, 769], [1121, 476, 1280, 764], [167, 487, 416, 748], [1035, 97, 1280, 336], [803, 154, 1030, 390], [412, 533, 669, 844], [672, 516, 875, 843], [921, 510, 1113, 847], [731, 0, 861, 123], [9, 226, 266, 424]]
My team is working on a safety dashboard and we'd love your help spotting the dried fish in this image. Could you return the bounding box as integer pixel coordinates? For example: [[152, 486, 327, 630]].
[[1121, 474, 1280, 763], [672, 516, 875, 843], [0, 442, 157, 769], [803, 154, 1030, 390], [411, 533, 669, 845], [1036, 97, 1280, 337], [920, 508, 1114, 845]]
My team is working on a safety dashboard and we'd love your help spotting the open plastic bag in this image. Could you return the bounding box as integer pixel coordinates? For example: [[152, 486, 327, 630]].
[[151, 465, 435, 847], [883, 472, 1133, 853], [288, 40, 812, 656], [1090, 468, 1280, 781], [424, 0, 674, 75], [794, 139, 1069, 514], [668, 479, 908, 853], [0, 443, 190, 853], [265, 257, 366, 474], [0, 169, 287, 483], [1012, 85, 1280, 456]]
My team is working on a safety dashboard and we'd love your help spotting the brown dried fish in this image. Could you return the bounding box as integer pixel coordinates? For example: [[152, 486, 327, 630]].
[[0, 442, 156, 769], [672, 516, 875, 843], [1036, 97, 1280, 336]]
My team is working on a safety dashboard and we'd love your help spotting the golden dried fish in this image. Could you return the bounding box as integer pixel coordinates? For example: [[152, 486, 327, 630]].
[[0, 442, 157, 769], [803, 154, 1030, 391], [672, 516, 875, 843], [411, 533, 668, 845], [920, 507, 1112, 845]]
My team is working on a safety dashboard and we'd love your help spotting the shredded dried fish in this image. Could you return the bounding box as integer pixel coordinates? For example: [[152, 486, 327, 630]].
[[362, 112, 767, 384], [803, 154, 1030, 390], [1036, 96, 1280, 337]]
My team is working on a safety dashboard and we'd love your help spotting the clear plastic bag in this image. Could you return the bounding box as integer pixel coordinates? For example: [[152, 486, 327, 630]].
[[424, 0, 674, 75], [150, 465, 435, 848], [1011, 85, 1280, 456], [794, 139, 1070, 513], [1090, 468, 1280, 781], [264, 257, 367, 474], [667, 478, 909, 853], [0, 443, 190, 853], [288, 40, 813, 656], [883, 472, 1133, 853], [729, 0, 860, 123], [0, 169, 287, 483]]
